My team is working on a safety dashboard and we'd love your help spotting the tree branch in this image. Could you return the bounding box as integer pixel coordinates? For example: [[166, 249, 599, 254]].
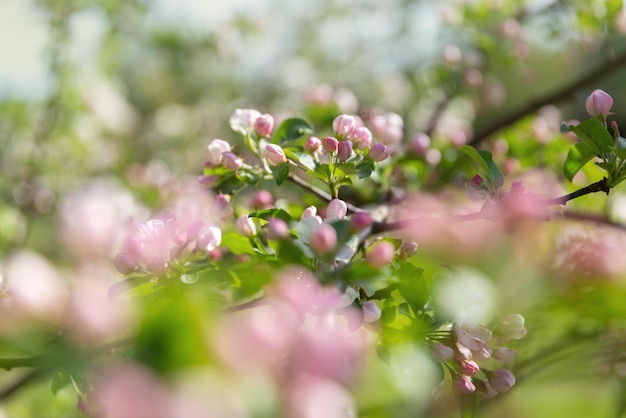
[[470, 48, 626, 145], [542, 178, 610, 205]]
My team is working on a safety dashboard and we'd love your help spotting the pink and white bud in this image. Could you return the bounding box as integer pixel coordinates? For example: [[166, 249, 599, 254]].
[[301, 205, 318, 219], [489, 369, 516, 393], [253, 113, 274, 137], [323, 136, 339, 153], [399, 241, 419, 258], [326, 199, 348, 220], [332, 114, 357, 137], [251, 190, 274, 209], [366, 240, 395, 268], [460, 360, 480, 376], [264, 144, 287, 166], [266, 218, 290, 240], [349, 126, 373, 149], [113, 251, 137, 274], [221, 151, 242, 170], [409, 132, 431, 155], [585, 89, 613, 119], [305, 136, 322, 152], [362, 301, 382, 323], [453, 375, 476, 394], [229, 108, 261, 134], [235, 214, 256, 237], [310, 223, 337, 254], [337, 140, 353, 163], [368, 143, 390, 162], [206, 139, 231, 165], [350, 211, 372, 231], [196, 224, 222, 251], [432, 342, 454, 362]]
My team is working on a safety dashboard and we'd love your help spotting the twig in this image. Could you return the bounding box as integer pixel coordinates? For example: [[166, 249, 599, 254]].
[[541, 178, 610, 205], [287, 172, 363, 214], [470, 48, 626, 145]]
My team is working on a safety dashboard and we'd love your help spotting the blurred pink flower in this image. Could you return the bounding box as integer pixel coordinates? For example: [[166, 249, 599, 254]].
[[326, 199, 348, 220], [229, 108, 262, 134], [452, 375, 476, 394], [366, 241, 395, 268], [488, 369, 516, 393], [286, 375, 356, 418], [310, 223, 338, 254]]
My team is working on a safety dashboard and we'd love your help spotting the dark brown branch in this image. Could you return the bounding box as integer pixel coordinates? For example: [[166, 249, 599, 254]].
[[542, 178, 610, 205], [470, 48, 626, 145]]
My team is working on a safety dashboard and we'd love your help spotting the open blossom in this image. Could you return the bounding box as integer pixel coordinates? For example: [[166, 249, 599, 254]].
[[206, 139, 231, 165], [585, 89, 613, 119], [229, 108, 262, 134], [264, 144, 287, 165]]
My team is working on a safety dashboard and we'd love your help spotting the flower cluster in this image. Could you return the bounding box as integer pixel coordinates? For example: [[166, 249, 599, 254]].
[[432, 313, 527, 397]]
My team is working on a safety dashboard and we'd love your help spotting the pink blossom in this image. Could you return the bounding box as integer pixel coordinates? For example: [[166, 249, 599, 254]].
[[266, 218, 290, 240], [196, 224, 222, 251], [337, 139, 353, 163], [264, 144, 288, 166], [489, 369, 516, 393], [409, 132, 431, 155], [585, 89, 613, 119], [251, 190, 274, 209], [253, 113, 274, 137], [229, 108, 261, 134], [305, 136, 322, 152], [460, 360, 480, 376], [350, 211, 372, 231], [326, 199, 348, 220], [301, 205, 319, 219], [368, 143, 390, 162], [362, 301, 381, 323], [452, 375, 476, 394], [206, 139, 231, 165], [349, 126, 373, 149], [310, 223, 338, 254], [236, 214, 257, 237], [493, 347, 517, 363], [221, 151, 242, 170], [332, 114, 357, 137], [432, 342, 454, 362], [323, 136, 339, 153], [366, 241, 395, 268], [286, 375, 356, 418]]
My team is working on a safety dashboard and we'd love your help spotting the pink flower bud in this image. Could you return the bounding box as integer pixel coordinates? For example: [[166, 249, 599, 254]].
[[368, 143, 390, 162], [197, 224, 222, 251], [432, 342, 454, 362], [326, 199, 347, 220], [460, 360, 480, 376], [264, 144, 287, 166], [409, 133, 431, 155], [206, 139, 231, 165], [470, 174, 484, 189], [310, 223, 337, 254], [359, 301, 380, 323], [453, 375, 476, 394], [585, 89, 613, 118], [323, 136, 339, 153], [366, 240, 395, 268], [493, 347, 517, 363], [350, 212, 372, 231], [113, 251, 137, 274], [337, 140, 353, 163], [349, 127, 373, 149], [301, 206, 318, 219], [236, 214, 256, 237], [251, 190, 274, 209], [399, 241, 419, 258], [253, 113, 274, 137], [332, 114, 356, 137], [305, 136, 322, 152], [266, 218, 289, 240], [221, 151, 242, 170], [489, 369, 516, 393]]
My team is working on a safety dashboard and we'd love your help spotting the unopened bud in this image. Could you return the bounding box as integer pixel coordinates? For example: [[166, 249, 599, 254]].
[[305, 136, 322, 152], [323, 136, 339, 153], [332, 114, 357, 137], [366, 240, 395, 268], [368, 143, 390, 162], [310, 223, 337, 254], [264, 144, 287, 166], [236, 214, 256, 237], [253, 113, 274, 137], [337, 140, 353, 163], [585, 89, 613, 119]]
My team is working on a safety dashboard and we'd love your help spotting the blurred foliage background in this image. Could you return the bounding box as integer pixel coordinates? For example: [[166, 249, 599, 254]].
[[4, 0, 626, 416]]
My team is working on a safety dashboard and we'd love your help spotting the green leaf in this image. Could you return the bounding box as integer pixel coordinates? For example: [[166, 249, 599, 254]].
[[563, 142, 595, 181], [394, 264, 428, 310], [270, 163, 289, 185], [272, 118, 313, 144], [50, 371, 71, 395], [459, 145, 489, 172], [221, 232, 256, 255], [311, 163, 331, 182], [249, 208, 293, 223], [459, 146, 503, 187], [356, 159, 375, 179], [568, 119, 613, 155]]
